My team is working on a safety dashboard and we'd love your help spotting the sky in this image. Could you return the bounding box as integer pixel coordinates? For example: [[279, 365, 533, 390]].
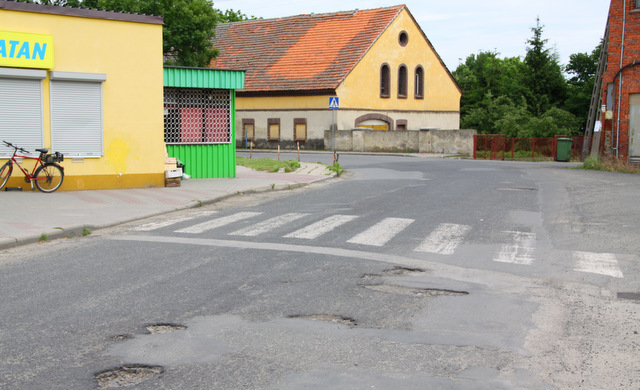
[[213, 0, 611, 71]]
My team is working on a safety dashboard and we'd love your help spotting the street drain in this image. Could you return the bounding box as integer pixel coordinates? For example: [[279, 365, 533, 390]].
[[496, 187, 537, 191], [365, 284, 468, 297], [289, 314, 357, 326], [617, 292, 640, 301], [384, 266, 425, 275], [145, 323, 186, 334], [95, 365, 163, 388]]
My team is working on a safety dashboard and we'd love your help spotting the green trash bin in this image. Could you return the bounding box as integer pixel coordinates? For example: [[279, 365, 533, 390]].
[[556, 138, 573, 162]]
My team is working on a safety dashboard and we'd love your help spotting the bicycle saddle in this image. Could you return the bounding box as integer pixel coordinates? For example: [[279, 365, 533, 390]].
[[36, 148, 49, 154]]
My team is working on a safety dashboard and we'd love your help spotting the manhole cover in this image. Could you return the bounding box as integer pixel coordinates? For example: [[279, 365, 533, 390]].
[[145, 323, 186, 334], [289, 314, 357, 326], [95, 365, 163, 388], [365, 284, 468, 297]]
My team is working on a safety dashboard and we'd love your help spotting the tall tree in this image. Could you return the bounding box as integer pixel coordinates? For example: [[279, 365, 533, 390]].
[[522, 18, 567, 116]]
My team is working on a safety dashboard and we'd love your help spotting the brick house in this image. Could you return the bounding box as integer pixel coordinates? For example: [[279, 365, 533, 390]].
[[210, 5, 461, 150], [596, 0, 640, 162]]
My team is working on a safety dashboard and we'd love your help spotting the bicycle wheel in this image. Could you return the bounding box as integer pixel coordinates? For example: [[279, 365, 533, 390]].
[[34, 163, 64, 193], [0, 162, 13, 190]]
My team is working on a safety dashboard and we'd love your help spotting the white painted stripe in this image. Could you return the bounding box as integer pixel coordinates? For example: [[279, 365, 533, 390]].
[[494, 231, 535, 265], [347, 218, 414, 247], [229, 213, 309, 237], [133, 211, 218, 231], [573, 251, 623, 278], [415, 223, 472, 255], [175, 212, 262, 234], [284, 214, 359, 239]]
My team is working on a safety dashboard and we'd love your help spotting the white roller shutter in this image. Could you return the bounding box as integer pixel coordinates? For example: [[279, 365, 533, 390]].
[[0, 75, 44, 158], [50, 74, 104, 157]]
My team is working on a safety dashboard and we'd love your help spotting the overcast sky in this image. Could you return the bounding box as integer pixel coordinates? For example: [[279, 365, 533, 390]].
[[214, 0, 610, 71]]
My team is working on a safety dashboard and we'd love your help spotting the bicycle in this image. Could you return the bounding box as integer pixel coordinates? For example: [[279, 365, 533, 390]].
[[0, 140, 65, 193]]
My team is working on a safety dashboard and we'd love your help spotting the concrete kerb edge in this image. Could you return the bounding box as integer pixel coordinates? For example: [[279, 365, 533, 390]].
[[0, 176, 335, 251]]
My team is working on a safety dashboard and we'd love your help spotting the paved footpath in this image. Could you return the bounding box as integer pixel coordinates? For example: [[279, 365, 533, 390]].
[[0, 163, 334, 250]]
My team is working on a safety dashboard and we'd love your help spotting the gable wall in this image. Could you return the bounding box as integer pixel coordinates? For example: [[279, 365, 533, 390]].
[[339, 8, 461, 112]]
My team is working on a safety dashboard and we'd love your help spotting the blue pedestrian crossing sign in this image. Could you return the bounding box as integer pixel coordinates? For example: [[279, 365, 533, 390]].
[[329, 97, 339, 109]]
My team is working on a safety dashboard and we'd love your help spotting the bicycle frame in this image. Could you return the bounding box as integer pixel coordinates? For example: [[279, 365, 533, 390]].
[[6, 149, 57, 189]]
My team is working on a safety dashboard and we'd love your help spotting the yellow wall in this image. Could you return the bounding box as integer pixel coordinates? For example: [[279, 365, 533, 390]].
[[0, 9, 165, 190], [340, 8, 460, 111], [236, 95, 331, 110]]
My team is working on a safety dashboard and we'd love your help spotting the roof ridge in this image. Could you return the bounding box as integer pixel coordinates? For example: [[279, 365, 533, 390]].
[[220, 4, 405, 26]]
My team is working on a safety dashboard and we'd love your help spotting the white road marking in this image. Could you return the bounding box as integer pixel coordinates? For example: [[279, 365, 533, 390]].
[[133, 211, 218, 231], [494, 231, 536, 265], [347, 217, 414, 247], [573, 251, 623, 278], [175, 212, 262, 234], [284, 214, 359, 239], [230, 213, 309, 237], [415, 223, 472, 254]]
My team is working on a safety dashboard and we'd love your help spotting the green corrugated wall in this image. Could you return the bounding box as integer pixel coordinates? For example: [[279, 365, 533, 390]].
[[166, 143, 236, 178], [163, 67, 244, 179]]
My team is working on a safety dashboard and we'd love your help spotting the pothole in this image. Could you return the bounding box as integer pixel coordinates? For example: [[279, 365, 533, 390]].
[[95, 365, 164, 388], [288, 314, 357, 326], [145, 323, 187, 334], [365, 284, 468, 297], [110, 334, 130, 342], [383, 266, 425, 275]]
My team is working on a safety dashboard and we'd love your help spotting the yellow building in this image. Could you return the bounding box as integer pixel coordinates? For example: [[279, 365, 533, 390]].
[[0, 1, 165, 190], [211, 5, 461, 150]]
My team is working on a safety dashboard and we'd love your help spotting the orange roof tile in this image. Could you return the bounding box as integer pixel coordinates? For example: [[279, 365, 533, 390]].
[[211, 5, 405, 93]]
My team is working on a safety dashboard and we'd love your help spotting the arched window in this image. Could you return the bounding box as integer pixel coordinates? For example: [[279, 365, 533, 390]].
[[380, 64, 390, 98], [414, 66, 424, 99], [398, 65, 407, 98]]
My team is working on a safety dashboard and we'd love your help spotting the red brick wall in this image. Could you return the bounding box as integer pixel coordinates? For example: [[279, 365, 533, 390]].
[[600, 0, 640, 159]]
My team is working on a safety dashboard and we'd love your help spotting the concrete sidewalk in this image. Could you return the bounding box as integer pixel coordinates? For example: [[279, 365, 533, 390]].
[[0, 163, 335, 250]]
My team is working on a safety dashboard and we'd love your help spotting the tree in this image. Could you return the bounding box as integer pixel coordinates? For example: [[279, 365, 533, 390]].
[[215, 9, 258, 23], [453, 51, 527, 119], [15, 0, 255, 67], [522, 18, 567, 116], [564, 43, 602, 132]]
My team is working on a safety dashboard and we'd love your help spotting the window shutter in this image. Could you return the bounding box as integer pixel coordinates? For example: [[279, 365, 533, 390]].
[[50, 80, 103, 157], [0, 77, 44, 157]]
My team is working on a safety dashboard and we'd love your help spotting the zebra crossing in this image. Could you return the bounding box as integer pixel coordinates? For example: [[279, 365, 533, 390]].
[[131, 211, 625, 278]]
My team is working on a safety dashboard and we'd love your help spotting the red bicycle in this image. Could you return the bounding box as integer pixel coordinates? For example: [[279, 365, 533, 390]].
[[0, 140, 65, 193]]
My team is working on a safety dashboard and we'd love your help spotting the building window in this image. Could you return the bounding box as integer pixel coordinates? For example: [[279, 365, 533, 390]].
[[398, 31, 409, 47], [414, 66, 424, 99], [294, 118, 307, 141], [50, 72, 106, 157], [242, 118, 255, 141], [380, 64, 390, 98], [268, 118, 280, 141], [0, 68, 46, 157], [636, 0, 640, 9], [396, 120, 407, 130], [164, 88, 231, 145], [398, 65, 408, 98]]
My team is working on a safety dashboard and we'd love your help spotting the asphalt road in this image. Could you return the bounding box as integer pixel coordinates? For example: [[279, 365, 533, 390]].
[[1, 154, 638, 389]]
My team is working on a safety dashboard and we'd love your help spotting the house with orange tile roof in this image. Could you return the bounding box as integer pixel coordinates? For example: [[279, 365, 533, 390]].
[[211, 4, 461, 150]]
